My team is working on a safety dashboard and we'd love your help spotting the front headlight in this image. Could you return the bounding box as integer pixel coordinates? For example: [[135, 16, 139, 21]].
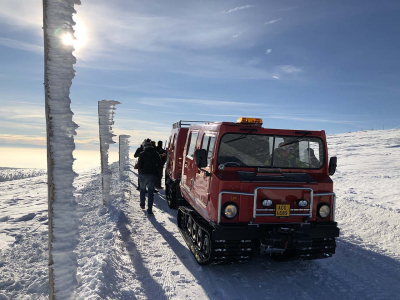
[[318, 204, 331, 218], [223, 203, 238, 219], [262, 199, 273, 207], [297, 199, 309, 207]]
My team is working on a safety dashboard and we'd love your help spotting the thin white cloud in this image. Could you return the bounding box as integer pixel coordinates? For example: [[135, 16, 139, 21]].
[[138, 97, 268, 108], [266, 49, 272, 54], [58, 3, 280, 80], [264, 18, 282, 25], [223, 5, 254, 14], [196, 113, 242, 118], [0, 38, 43, 55], [265, 114, 363, 127], [280, 65, 302, 74], [0, 0, 42, 31], [273, 76, 279, 79], [8, 114, 43, 120], [0, 134, 46, 146]]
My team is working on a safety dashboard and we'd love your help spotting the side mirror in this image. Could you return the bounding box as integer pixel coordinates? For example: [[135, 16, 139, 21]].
[[195, 149, 207, 169], [329, 157, 337, 176]]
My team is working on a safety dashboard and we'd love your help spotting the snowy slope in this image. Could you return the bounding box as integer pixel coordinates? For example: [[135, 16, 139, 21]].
[[1, 129, 400, 300], [328, 129, 400, 257]]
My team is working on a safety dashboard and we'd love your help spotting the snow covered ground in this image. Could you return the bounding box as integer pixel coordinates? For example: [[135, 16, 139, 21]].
[[1, 129, 400, 299], [0, 167, 46, 183]]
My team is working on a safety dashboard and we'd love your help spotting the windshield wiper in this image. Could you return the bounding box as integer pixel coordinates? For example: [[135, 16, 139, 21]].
[[279, 132, 312, 148], [225, 129, 258, 144]]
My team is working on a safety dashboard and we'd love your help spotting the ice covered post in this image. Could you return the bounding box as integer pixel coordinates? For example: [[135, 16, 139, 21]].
[[98, 100, 121, 204], [119, 135, 131, 179], [43, 0, 81, 299]]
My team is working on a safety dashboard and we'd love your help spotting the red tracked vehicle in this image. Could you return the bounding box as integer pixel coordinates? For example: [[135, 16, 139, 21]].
[[167, 118, 339, 265], [165, 121, 208, 208]]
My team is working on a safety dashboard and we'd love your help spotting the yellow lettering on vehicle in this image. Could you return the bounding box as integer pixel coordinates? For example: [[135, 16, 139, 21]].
[[275, 204, 290, 217]]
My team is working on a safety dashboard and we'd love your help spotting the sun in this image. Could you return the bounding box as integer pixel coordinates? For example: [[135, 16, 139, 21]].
[[62, 33, 74, 45], [61, 15, 87, 52]]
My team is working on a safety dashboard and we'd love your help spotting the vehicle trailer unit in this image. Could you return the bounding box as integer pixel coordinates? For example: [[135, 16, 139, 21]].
[[167, 118, 340, 265]]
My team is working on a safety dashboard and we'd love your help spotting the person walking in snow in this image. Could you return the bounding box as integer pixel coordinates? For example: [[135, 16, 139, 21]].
[[155, 140, 167, 188], [134, 142, 144, 190], [137, 139, 162, 215]]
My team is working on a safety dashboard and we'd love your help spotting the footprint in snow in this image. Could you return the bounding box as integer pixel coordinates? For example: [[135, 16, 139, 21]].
[[14, 213, 36, 222], [0, 216, 10, 222], [153, 272, 162, 277]]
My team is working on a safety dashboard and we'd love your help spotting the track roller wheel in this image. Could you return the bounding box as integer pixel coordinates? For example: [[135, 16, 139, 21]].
[[192, 222, 197, 240], [187, 217, 193, 235], [167, 185, 177, 209], [196, 229, 203, 248], [202, 233, 211, 258], [179, 209, 186, 230]]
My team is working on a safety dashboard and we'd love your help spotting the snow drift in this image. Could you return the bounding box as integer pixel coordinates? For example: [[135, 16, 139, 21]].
[[0, 168, 46, 182]]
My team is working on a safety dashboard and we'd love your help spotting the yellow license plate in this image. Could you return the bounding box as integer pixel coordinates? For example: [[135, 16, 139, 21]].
[[275, 204, 290, 217]]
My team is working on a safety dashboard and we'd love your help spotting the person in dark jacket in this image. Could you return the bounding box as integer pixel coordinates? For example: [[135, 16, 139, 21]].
[[137, 140, 162, 215], [134, 143, 144, 190], [134, 144, 144, 158], [155, 140, 167, 188]]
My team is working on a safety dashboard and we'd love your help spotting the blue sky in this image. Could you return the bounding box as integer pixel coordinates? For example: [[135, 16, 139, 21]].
[[1, 0, 399, 169]]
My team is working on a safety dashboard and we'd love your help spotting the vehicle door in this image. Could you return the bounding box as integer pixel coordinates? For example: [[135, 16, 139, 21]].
[[193, 133, 216, 206], [182, 131, 198, 194], [166, 133, 176, 177]]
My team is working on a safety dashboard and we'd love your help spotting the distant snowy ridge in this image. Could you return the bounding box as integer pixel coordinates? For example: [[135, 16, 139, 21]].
[[0, 168, 46, 182]]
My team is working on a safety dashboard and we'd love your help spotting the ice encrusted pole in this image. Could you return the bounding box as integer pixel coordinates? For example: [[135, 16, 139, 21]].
[[98, 100, 121, 204], [119, 135, 131, 179], [43, 0, 81, 299]]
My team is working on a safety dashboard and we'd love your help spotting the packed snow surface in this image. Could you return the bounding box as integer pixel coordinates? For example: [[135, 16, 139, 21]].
[[1, 129, 400, 299]]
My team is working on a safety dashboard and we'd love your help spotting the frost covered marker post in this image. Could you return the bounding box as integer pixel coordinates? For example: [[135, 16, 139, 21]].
[[119, 135, 131, 179], [98, 100, 121, 204], [43, 0, 81, 299]]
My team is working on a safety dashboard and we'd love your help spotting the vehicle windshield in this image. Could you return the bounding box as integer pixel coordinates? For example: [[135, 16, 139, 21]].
[[217, 134, 324, 169]]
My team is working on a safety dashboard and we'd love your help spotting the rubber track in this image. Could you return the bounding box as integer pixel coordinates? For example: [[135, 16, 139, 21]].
[[178, 207, 258, 265]]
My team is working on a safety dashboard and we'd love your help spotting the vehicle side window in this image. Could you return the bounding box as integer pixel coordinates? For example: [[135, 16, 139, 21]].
[[207, 137, 215, 166], [168, 135, 172, 148], [299, 140, 323, 168], [201, 135, 209, 151], [171, 134, 176, 150], [201, 135, 215, 166], [187, 132, 198, 158]]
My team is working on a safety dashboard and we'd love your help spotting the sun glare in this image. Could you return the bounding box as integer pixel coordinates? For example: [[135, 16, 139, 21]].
[[61, 15, 87, 52], [62, 33, 74, 45]]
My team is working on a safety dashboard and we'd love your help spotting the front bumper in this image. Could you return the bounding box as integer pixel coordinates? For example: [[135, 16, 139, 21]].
[[211, 221, 340, 241]]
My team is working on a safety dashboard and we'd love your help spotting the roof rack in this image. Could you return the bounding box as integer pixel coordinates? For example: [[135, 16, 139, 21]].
[[172, 120, 212, 129]]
